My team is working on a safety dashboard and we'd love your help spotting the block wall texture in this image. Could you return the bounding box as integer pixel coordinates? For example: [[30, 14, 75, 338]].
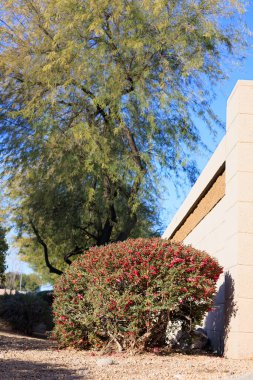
[[163, 81, 253, 359], [184, 198, 226, 354]]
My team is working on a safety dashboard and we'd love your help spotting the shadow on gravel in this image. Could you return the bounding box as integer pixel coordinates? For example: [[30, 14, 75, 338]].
[[0, 332, 56, 351], [0, 358, 88, 379], [0, 333, 92, 379]]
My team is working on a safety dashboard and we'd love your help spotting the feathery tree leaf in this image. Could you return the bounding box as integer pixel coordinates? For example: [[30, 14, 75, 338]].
[[0, 0, 247, 279]]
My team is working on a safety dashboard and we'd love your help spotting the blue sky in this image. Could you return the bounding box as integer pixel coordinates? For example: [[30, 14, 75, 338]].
[[161, 4, 253, 229], [6, 3, 253, 275]]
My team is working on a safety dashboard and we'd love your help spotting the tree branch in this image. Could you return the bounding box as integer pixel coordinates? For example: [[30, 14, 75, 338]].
[[115, 213, 137, 242], [79, 85, 110, 124], [64, 246, 84, 265], [29, 220, 63, 275], [74, 225, 98, 241], [98, 177, 117, 245]]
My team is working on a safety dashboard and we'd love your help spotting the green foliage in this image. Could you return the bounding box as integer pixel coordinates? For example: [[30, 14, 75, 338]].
[[3, 272, 19, 291], [0, 293, 53, 335], [13, 178, 159, 281], [4, 272, 43, 292], [0, 0, 247, 276], [21, 273, 43, 292], [36, 291, 54, 307], [52, 238, 223, 351]]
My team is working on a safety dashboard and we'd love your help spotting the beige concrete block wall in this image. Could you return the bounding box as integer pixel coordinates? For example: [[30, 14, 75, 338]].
[[163, 80, 253, 359], [224, 81, 253, 359], [184, 198, 226, 353]]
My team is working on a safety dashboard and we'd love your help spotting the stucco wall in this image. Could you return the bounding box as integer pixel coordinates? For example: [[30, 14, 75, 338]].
[[184, 198, 226, 353], [163, 80, 253, 359]]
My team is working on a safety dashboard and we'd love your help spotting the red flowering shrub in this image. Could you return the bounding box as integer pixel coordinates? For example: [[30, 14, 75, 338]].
[[52, 238, 222, 351]]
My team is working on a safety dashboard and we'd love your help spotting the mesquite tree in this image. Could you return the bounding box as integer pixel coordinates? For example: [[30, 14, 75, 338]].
[[0, 0, 246, 277]]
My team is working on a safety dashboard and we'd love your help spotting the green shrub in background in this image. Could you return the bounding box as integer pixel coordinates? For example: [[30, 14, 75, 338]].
[[0, 293, 53, 335], [53, 238, 223, 352], [36, 290, 54, 307]]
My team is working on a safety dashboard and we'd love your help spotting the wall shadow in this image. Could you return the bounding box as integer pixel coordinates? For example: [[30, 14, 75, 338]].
[[204, 272, 237, 355], [223, 272, 238, 349]]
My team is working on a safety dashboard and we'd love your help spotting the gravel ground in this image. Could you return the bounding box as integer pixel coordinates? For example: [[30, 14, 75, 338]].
[[0, 331, 253, 380]]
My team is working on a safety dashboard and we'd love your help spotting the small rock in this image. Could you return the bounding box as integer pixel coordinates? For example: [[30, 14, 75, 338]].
[[96, 358, 115, 366], [191, 329, 209, 350], [77, 369, 88, 376]]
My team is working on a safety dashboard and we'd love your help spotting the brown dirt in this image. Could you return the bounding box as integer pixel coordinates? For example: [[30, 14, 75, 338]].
[[0, 331, 253, 379]]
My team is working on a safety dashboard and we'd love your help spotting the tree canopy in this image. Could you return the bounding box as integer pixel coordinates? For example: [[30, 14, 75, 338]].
[[4, 272, 43, 292], [0, 0, 246, 277]]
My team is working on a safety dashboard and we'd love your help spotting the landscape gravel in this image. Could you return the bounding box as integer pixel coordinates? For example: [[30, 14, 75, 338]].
[[0, 331, 253, 380]]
